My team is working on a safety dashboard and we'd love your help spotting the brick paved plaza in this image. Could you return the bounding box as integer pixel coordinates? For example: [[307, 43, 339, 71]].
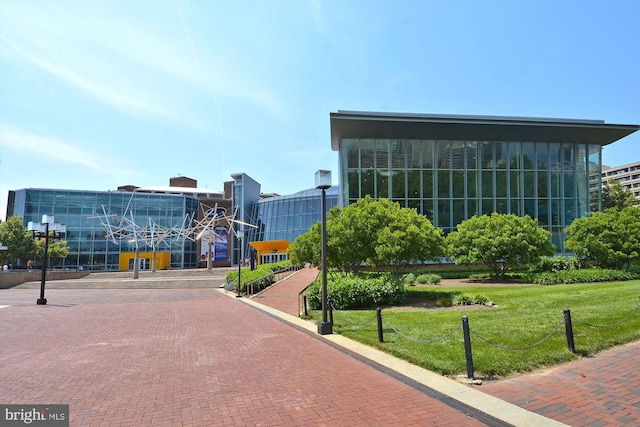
[[1, 270, 638, 426]]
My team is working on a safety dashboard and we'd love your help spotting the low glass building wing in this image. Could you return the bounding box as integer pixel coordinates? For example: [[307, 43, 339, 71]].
[[331, 111, 639, 252], [8, 188, 199, 270]]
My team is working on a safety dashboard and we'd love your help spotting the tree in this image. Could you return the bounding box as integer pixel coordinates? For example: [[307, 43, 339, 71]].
[[373, 206, 444, 272], [0, 216, 37, 263], [601, 181, 637, 210], [288, 222, 321, 267], [565, 206, 640, 269], [288, 196, 444, 273], [34, 238, 70, 265], [445, 213, 556, 277]]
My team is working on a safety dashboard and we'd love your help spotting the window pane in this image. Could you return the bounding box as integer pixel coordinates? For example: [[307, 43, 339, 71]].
[[467, 171, 478, 198], [452, 171, 465, 198], [391, 170, 406, 199], [438, 170, 450, 198], [422, 171, 434, 198]]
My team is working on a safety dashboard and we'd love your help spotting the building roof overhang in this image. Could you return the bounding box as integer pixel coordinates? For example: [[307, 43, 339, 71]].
[[330, 111, 640, 150]]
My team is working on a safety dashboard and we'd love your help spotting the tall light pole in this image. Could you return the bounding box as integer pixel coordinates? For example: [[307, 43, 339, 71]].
[[315, 170, 332, 335], [28, 215, 66, 305], [236, 229, 244, 298]]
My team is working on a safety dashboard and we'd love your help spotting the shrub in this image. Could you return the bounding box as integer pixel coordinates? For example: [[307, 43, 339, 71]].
[[416, 273, 441, 285], [469, 273, 491, 279], [403, 273, 416, 285], [525, 268, 640, 285], [452, 293, 490, 305], [224, 260, 293, 292], [306, 273, 405, 309], [531, 256, 581, 273]]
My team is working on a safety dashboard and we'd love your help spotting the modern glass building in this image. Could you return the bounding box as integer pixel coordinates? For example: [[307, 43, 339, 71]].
[[248, 187, 339, 243], [8, 188, 201, 270], [331, 111, 639, 252], [230, 173, 338, 265]]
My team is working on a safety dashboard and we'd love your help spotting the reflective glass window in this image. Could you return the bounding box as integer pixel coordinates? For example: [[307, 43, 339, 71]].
[[452, 171, 465, 198], [422, 171, 434, 198], [437, 140, 450, 168], [438, 170, 450, 198], [522, 143, 535, 170], [495, 142, 508, 169]]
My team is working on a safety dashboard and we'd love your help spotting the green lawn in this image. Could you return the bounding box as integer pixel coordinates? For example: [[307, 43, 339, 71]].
[[311, 280, 640, 377]]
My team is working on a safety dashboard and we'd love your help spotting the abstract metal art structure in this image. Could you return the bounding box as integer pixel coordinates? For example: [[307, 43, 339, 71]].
[[92, 193, 256, 278]]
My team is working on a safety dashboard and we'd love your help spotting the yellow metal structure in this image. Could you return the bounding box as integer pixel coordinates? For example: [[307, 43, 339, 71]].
[[119, 252, 171, 271], [249, 240, 290, 265]]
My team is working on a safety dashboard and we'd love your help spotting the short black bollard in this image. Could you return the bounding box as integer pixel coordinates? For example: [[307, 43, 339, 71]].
[[462, 316, 474, 379], [376, 307, 384, 343], [564, 308, 575, 353]]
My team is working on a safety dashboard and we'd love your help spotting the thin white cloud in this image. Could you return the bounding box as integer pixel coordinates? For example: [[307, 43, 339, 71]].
[[0, 125, 144, 180], [0, 1, 287, 127]]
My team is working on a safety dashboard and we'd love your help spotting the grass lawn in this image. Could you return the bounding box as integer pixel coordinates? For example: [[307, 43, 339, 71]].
[[310, 280, 640, 378]]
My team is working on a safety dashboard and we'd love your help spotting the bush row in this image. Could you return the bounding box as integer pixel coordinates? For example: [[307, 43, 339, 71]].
[[306, 273, 405, 310], [403, 273, 441, 285], [524, 268, 640, 285], [225, 260, 292, 292]]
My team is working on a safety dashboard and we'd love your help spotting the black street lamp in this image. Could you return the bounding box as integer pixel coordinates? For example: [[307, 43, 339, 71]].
[[315, 170, 332, 335], [236, 228, 244, 298], [28, 215, 66, 305]]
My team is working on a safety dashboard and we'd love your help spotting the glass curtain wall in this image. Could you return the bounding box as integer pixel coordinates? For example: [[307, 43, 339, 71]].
[[247, 187, 339, 244], [341, 139, 600, 253], [18, 189, 198, 270]]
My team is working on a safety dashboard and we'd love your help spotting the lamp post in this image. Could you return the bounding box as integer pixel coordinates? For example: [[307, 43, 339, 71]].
[[28, 215, 66, 305], [315, 170, 332, 335], [236, 229, 244, 298]]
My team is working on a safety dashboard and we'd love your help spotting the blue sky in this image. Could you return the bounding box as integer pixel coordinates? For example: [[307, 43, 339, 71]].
[[1, 0, 639, 221]]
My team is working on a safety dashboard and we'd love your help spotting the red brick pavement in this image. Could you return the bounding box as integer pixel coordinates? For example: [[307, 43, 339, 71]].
[[255, 269, 640, 427], [481, 341, 640, 426], [250, 268, 319, 316], [1, 287, 487, 426]]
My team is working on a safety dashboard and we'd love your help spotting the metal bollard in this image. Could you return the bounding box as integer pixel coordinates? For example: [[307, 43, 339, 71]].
[[564, 308, 575, 353], [462, 316, 474, 379], [376, 307, 384, 343]]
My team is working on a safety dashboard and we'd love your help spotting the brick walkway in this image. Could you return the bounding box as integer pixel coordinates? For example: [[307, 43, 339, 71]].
[[0, 286, 487, 426], [480, 341, 640, 426], [3, 269, 638, 426], [250, 268, 319, 316], [256, 269, 640, 427]]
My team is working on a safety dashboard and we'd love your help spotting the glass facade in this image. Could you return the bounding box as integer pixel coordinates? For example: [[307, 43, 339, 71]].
[[247, 187, 339, 244], [341, 138, 601, 253], [11, 189, 199, 271]]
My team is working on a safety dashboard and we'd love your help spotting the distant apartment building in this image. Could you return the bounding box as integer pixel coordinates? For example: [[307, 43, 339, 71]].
[[601, 161, 640, 202]]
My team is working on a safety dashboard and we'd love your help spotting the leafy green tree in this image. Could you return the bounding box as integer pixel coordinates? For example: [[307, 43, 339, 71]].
[[34, 238, 70, 264], [288, 222, 321, 266], [445, 213, 555, 277], [288, 196, 444, 273], [601, 181, 637, 210], [373, 206, 444, 272], [565, 206, 640, 269], [0, 216, 37, 263]]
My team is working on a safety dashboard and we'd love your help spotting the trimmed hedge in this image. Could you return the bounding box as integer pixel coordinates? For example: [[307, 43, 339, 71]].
[[225, 260, 292, 292], [525, 268, 640, 285], [306, 273, 405, 310]]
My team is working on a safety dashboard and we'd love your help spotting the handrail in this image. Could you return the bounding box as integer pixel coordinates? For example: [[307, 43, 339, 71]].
[[245, 264, 303, 296]]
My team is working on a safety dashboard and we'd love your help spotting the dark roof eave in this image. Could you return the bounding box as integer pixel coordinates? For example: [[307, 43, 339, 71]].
[[330, 111, 639, 150]]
